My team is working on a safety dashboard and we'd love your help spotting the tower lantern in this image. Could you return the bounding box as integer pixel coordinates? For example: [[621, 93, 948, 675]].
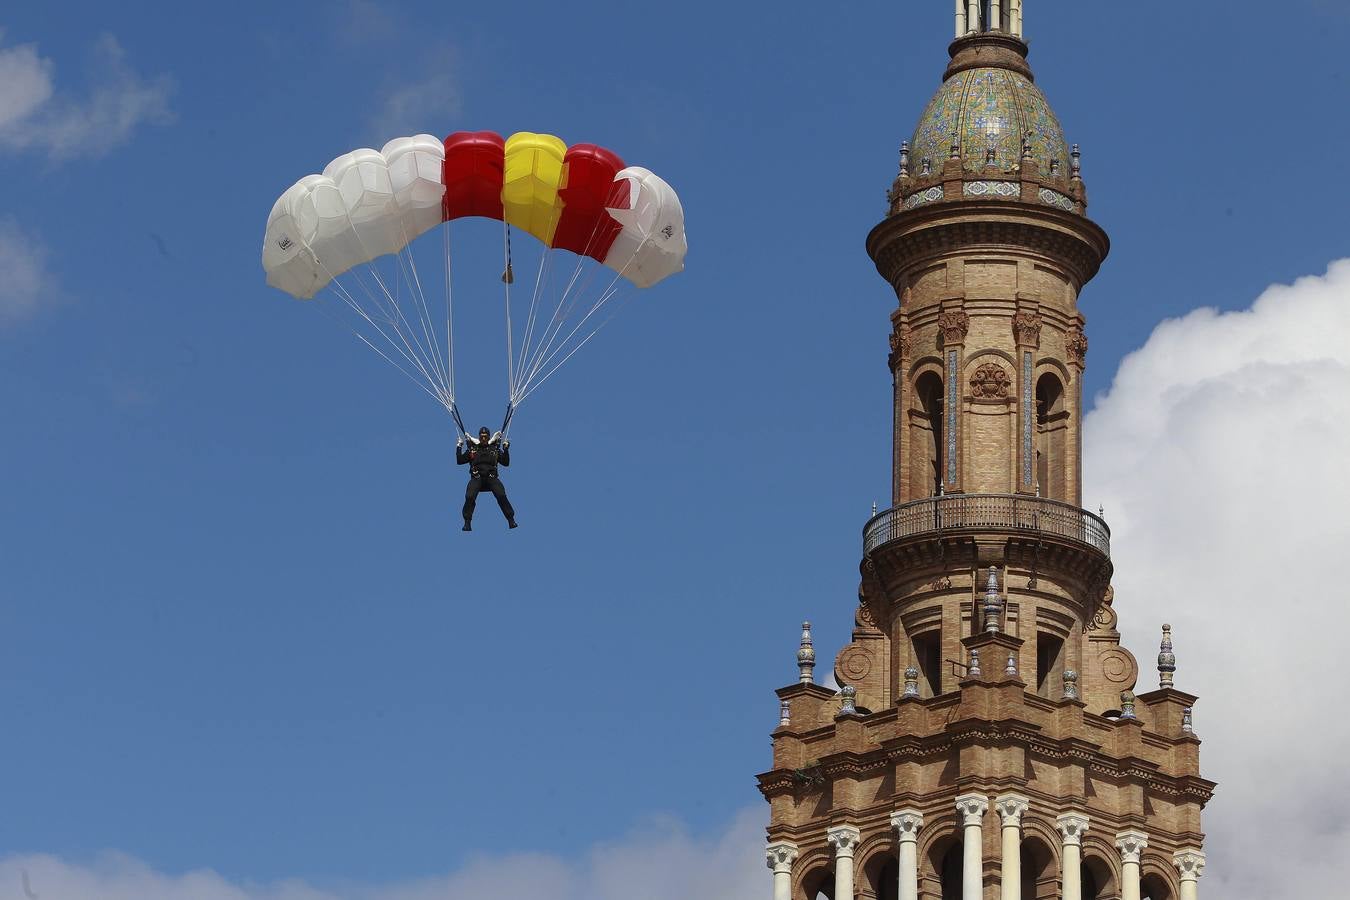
[[758, 10, 1214, 900]]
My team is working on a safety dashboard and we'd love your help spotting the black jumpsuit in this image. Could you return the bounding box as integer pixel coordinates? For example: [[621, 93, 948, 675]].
[[457, 440, 515, 524]]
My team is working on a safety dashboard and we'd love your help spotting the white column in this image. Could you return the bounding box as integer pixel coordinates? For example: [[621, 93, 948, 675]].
[[1173, 849, 1205, 900], [891, 809, 924, 900], [967, 0, 981, 33], [1011, 0, 1022, 37], [955, 794, 989, 900], [994, 794, 1029, 900], [992, 0, 1003, 31], [1116, 830, 1148, 900], [827, 825, 862, 900], [766, 841, 799, 900], [955, 0, 967, 38], [1055, 813, 1090, 900]]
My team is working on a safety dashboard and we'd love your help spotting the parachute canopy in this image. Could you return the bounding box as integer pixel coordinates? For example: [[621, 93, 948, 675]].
[[263, 130, 686, 299]]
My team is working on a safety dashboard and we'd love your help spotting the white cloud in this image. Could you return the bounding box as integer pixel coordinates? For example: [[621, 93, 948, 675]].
[[1084, 259, 1350, 899], [0, 809, 765, 900], [371, 65, 461, 138], [0, 218, 52, 324], [0, 32, 171, 160]]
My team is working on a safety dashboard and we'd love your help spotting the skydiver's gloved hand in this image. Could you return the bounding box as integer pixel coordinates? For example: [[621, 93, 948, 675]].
[[502, 439, 509, 449], [456, 434, 464, 449]]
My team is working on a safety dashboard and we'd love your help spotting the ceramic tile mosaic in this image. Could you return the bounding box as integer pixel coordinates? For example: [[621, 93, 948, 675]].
[[903, 186, 946, 210], [964, 180, 1020, 198], [911, 67, 1069, 179], [1038, 187, 1079, 212]]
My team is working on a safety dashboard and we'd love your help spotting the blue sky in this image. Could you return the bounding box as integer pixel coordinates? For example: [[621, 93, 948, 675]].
[[1, 0, 1348, 893]]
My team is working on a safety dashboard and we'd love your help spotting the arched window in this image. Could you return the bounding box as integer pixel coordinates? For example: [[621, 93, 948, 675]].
[[1141, 873, 1175, 900], [914, 371, 945, 496], [802, 865, 835, 900], [1020, 836, 1056, 900], [940, 843, 964, 900], [1081, 856, 1116, 900], [1035, 372, 1067, 500]]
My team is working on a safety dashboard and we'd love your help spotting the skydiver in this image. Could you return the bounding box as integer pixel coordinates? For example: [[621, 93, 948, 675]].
[[457, 426, 517, 531]]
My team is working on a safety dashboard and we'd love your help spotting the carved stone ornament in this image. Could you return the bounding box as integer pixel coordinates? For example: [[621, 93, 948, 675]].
[[1012, 311, 1042, 347], [970, 362, 1012, 399], [1067, 327, 1089, 366], [856, 599, 877, 629], [938, 311, 970, 345], [929, 575, 952, 591], [889, 323, 912, 359]]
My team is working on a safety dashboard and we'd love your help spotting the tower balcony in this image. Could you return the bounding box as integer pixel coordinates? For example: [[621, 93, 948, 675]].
[[864, 493, 1110, 559]]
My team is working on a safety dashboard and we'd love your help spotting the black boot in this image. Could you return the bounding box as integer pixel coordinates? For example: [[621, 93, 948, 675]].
[[462, 519, 472, 532], [508, 518, 518, 529]]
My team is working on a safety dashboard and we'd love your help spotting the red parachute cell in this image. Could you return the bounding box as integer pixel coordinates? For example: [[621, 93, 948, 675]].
[[442, 131, 505, 221], [553, 143, 627, 261]]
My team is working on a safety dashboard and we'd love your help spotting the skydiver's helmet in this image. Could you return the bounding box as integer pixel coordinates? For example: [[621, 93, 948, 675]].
[[479, 427, 491, 443]]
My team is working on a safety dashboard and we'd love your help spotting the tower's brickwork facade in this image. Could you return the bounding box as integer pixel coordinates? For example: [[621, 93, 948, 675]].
[[759, 10, 1213, 900]]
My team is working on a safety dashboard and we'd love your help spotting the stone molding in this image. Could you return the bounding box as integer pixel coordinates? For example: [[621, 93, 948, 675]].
[[994, 793, 1031, 826], [891, 808, 925, 841], [1115, 829, 1149, 865], [826, 824, 862, 858], [766, 841, 800, 873], [955, 793, 990, 826], [1055, 812, 1090, 847], [1173, 849, 1206, 882]]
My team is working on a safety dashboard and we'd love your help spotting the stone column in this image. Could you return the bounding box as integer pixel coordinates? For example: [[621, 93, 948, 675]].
[[994, 794, 1029, 900], [955, 0, 967, 38], [1010, 0, 1022, 37], [992, 0, 1002, 31], [827, 825, 862, 900], [955, 794, 989, 900], [766, 841, 799, 900], [1173, 849, 1206, 900], [891, 809, 924, 900], [967, 0, 981, 33], [1055, 813, 1090, 900], [1116, 830, 1149, 900]]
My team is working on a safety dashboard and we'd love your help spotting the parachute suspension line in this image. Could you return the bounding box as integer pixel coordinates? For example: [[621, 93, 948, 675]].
[[502, 222, 517, 401], [391, 218, 451, 401], [349, 262, 449, 406], [511, 212, 607, 406], [332, 264, 445, 400], [512, 247, 638, 405], [442, 222, 457, 405], [316, 274, 455, 411], [509, 236, 557, 406]]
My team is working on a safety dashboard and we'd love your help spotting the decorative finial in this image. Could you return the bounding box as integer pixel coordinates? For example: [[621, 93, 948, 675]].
[[920, 156, 932, 177], [1062, 669, 1079, 700], [1158, 624, 1176, 689], [779, 698, 791, 728], [1049, 158, 1061, 176], [1071, 143, 1082, 181], [1098, 504, 1105, 519], [1120, 690, 1137, 720], [950, 132, 961, 160], [968, 648, 982, 678], [837, 684, 857, 717], [797, 621, 815, 685], [903, 666, 920, 698], [872, 500, 878, 517], [1182, 706, 1194, 734], [1005, 653, 1018, 677], [899, 140, 911, 178], [983, 566, 1002, 634], [1022, 131, 1033, 160]]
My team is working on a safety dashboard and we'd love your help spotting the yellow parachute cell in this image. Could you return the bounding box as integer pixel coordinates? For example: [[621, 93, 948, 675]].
[[501, 132, 567, 245]]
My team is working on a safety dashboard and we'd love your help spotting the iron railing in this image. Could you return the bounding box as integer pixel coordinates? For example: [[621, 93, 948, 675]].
[[863, 493, 1110, 558]]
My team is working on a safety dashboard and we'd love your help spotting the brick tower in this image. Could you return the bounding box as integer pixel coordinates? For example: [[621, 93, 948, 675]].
[[758, 5, 1215, 900]]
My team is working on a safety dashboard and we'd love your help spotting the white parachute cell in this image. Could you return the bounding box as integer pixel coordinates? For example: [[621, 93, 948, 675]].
[[323, 149, 402, 259], [383, 134, 446, 241], [262, 182, 328, 299], [603, 166, 687, 289]]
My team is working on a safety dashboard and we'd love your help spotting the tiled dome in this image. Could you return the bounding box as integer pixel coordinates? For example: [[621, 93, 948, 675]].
[[910, 65, 1069, 176]]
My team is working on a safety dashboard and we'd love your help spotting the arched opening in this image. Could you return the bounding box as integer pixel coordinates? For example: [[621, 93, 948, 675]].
[[802, 865, 835, 900], [1020, 835, 1057, 900], [1035, 630, 1066, 699], [911, 627, 943, 697], [865, 855, 899, 900], [939, 843, 964, 900], [1141, 873, 1175, 900], [1035, 372, 1067, 500], [913, 371, 945, 496], [1081, 855, 1116, 900]]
